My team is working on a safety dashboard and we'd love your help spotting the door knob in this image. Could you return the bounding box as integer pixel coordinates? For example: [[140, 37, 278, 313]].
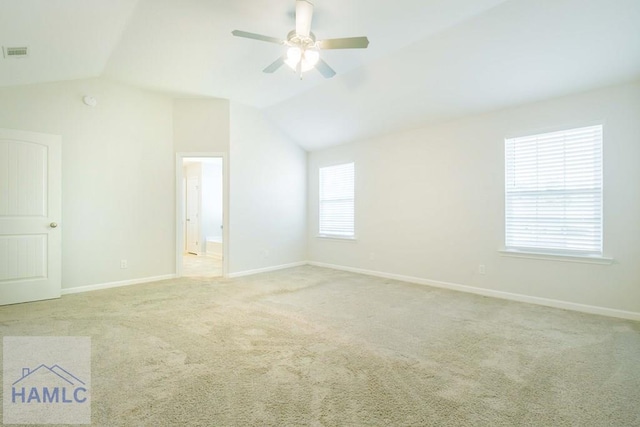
[[50, 222, 58, 228]]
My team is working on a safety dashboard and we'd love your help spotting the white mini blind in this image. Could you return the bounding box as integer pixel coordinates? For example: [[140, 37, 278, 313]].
[[505, 125, 603, 256], [319, 162, 355, 237]]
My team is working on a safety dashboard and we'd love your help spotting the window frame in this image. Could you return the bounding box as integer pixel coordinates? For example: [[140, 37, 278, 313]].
[[317, 162, 356, 240], [502, 124, 608, 262]]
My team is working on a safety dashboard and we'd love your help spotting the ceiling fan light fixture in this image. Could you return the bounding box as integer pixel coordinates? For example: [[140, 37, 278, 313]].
[[231, 0, 369, 78], [285, 46, 319, 72]]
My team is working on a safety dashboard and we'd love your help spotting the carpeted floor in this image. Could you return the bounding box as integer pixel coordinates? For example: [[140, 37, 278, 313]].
[[182, 254, 223, 277], [1, 265, 639, 426]]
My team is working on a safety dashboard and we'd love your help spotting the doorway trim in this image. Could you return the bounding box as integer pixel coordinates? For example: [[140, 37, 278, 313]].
[[175, 152, 229, 278]]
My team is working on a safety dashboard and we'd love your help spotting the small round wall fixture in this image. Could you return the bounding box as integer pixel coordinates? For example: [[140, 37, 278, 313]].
[[82, 96, 97, 107]]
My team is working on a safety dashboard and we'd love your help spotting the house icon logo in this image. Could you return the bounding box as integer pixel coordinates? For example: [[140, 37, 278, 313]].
[[3, 336, 91, 424], [11, 364, 88, 404]]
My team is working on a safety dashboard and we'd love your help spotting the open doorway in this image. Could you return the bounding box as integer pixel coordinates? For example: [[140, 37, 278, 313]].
[[176, 155, 226, 278]]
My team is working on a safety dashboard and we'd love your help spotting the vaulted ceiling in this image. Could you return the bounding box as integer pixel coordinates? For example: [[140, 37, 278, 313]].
[[2, 0, 639, 150]]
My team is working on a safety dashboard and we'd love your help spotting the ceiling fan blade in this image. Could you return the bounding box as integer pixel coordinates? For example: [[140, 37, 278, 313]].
[[318, 37, 370, 50], [315, 58, 336, 78], [263, 56, 286, 73], [231, 30, 284, 45], [295, 0, 314, 37]]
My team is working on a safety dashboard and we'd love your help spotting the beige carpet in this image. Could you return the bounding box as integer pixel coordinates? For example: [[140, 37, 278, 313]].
[[1, 265, 639, 426], [182, 253, 223, 277]]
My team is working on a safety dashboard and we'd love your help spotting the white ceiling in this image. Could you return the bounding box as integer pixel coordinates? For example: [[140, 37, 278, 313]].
[[0, 0, 137, 86], [1, 0, 639, 151]]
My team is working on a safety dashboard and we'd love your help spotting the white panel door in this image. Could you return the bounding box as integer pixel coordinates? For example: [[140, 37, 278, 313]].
[[0, 129, 61, 305], [185, 176, 200, 255]]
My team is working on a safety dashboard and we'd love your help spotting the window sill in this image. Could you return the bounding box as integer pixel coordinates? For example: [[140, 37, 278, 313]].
[[316, 235, 357, 242], [499, 249, 613, 265]]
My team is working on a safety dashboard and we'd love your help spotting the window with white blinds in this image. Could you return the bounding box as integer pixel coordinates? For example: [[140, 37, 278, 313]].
[[505, 125, 603, 256], [319, 162, 355, 238]]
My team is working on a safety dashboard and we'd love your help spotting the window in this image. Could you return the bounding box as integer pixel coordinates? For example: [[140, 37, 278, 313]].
[[319, 162, 355, 238], [505, 125, 603, 256]]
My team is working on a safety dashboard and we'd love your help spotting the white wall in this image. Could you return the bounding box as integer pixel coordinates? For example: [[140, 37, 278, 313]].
[[229, 103, 307, 274], [308, 82, 640, 315], [0, 78, 175, 289], [173, 98, 229, 152]]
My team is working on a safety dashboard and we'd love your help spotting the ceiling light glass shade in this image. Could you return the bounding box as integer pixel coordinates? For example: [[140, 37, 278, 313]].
[[285, 46, 302, 69], [285, 46, 320, 72], [304, 49, 319, 68]]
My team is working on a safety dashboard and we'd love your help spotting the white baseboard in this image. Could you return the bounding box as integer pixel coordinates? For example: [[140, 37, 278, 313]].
[[308, 261, 640, 322], [61, 274, 176, 295], [228, 261, 308, 279]]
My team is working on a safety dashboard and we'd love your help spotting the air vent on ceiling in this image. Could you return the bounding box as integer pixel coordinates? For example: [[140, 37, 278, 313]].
[[3, 46, 29, 58]]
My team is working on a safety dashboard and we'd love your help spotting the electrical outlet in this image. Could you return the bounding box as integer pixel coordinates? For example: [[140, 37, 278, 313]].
[[478, 264, 486, 275], [120, 260, 128, 269]]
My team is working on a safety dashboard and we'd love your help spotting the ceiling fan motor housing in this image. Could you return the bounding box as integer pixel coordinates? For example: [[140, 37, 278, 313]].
[[287, 30, 316, 49]]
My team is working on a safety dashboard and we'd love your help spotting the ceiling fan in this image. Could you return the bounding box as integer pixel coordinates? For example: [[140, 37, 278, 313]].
[[232, 0, 369, 79]]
